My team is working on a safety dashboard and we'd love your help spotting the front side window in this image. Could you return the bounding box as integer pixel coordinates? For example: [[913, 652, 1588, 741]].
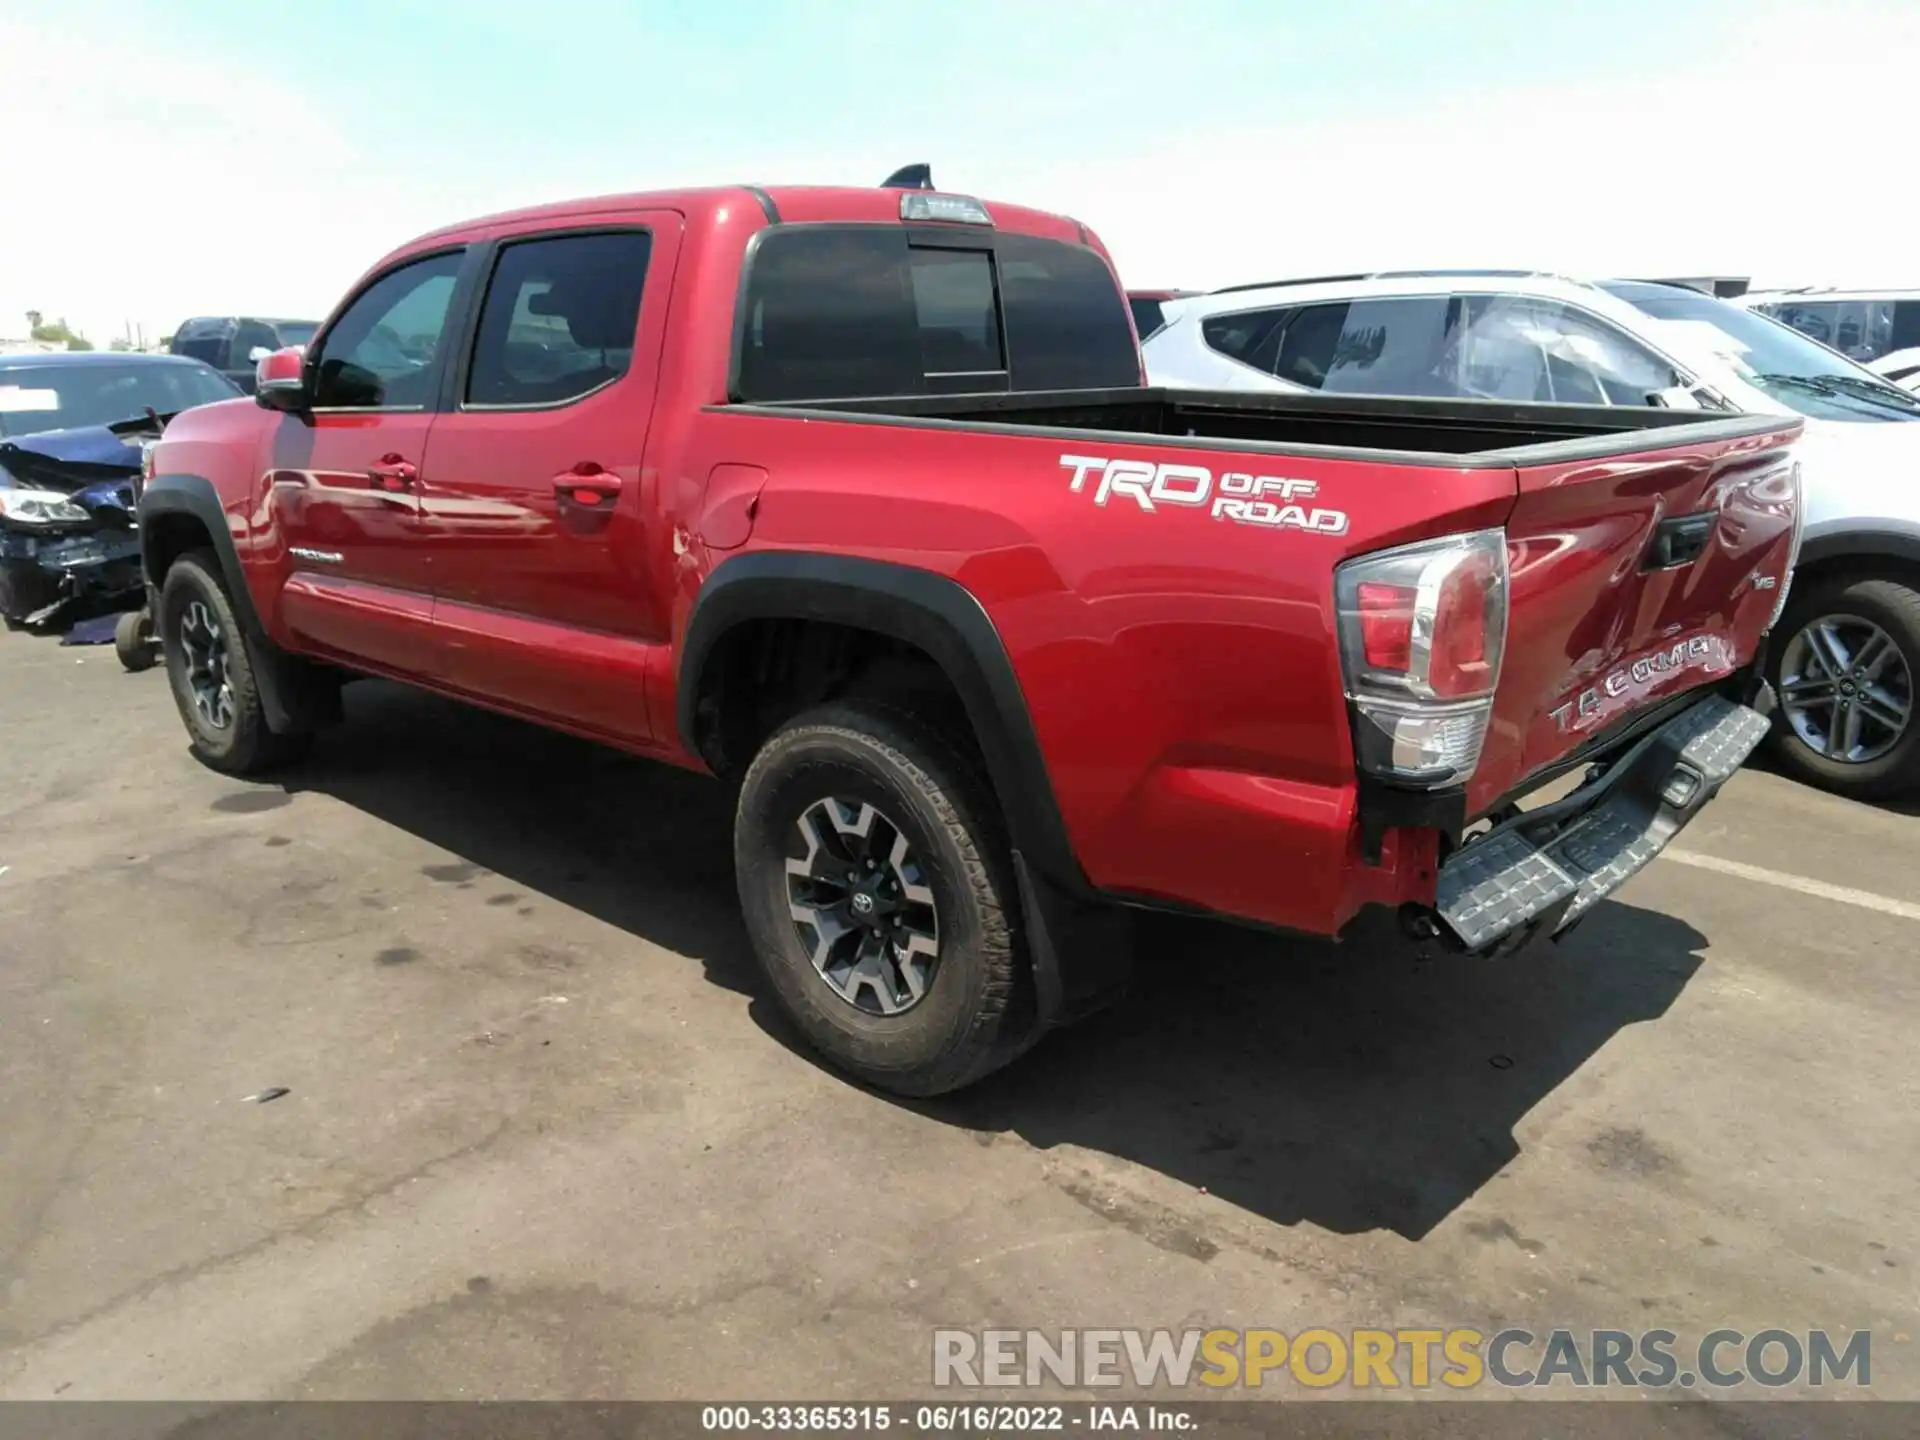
[[1448, 297, 1684, 405], [465, 231, 652, 408], [311, 250, 465, 409]]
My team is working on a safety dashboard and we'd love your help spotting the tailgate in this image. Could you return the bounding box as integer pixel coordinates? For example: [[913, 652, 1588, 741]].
[[1467, 420, 1801, 815]]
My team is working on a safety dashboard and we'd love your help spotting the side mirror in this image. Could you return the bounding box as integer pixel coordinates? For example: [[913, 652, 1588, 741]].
[[247, 345, 274, 364], [254, 346, 310, 413]]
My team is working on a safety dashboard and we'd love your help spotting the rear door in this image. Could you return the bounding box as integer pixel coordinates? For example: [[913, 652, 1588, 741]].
[[1469, 422, 1800, 813], [416, 217, 681, 742], [263, 247, 468, 676]]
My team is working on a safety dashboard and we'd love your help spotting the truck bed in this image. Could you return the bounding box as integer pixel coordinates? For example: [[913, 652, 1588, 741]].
[[730, 385, 1790, 465]]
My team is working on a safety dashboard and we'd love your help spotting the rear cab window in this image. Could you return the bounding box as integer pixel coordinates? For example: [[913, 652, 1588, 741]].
[[731, 225, 1138, 402]]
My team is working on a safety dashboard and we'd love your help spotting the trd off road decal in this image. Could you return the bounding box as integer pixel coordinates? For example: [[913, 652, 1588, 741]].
[[1060, 454, 1349, 536]]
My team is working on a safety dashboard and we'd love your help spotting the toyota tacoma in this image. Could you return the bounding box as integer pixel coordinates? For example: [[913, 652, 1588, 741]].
[[138, 178, 1803, 1094]]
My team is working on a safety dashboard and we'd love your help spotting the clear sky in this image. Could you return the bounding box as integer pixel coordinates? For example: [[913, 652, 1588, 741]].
[[2, 0, 1912, 346]]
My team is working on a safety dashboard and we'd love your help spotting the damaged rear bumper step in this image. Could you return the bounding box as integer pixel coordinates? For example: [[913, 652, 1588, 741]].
[[1435, 693, 1771, 954]]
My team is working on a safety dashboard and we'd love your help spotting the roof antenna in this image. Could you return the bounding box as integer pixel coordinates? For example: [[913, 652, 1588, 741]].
[[881, 163, 934, 190]]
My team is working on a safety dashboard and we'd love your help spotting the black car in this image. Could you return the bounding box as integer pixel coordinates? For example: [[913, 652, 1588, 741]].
[[169, 316, 319, 393], [0, 351, 244, 625]]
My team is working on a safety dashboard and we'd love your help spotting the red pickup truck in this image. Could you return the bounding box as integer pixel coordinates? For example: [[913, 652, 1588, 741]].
[[138, 180, 1802, 1094]]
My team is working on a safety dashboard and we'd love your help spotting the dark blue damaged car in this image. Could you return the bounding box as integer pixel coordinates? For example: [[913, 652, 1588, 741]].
[[0, 352, 243, 625]]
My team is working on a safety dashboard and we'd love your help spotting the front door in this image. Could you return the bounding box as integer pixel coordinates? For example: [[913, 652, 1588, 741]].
[[264, 248, 468, 677], [417, 220, 679, 742]]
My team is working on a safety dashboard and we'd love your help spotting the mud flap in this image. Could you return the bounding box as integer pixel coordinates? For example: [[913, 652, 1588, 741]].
[[1013, 850, 1134, 1028]]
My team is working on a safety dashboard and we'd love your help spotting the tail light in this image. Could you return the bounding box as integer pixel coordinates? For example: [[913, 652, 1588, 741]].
[[1334, 527, 1510, 788]]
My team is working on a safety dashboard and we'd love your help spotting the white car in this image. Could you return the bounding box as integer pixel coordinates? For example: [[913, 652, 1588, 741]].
[[1737, 288, 1920, 370], [1865, 347, 1920, 393], [1143, 271, 1920, 801]]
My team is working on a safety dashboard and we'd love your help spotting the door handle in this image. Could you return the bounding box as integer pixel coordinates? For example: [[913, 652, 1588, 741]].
[[1644, 511, 1716, 570], [367, 455, 417, 494], [553, 466, 622, 509]]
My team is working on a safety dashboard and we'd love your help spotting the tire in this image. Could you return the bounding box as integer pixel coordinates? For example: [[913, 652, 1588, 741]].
[[115, 608, 157, 672], [734, 700, 1036, 1096], [1767, 575, 1920, 802], [158, 550, 310, 775]]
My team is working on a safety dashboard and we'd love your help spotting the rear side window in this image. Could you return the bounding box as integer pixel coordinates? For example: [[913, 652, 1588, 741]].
[[733, 226, 1137, 402], [1271, 298, 1457, 395], [466, 231, 652, 407], [1201, 308, 1289, 368], [1130, 297, 1166, 340], [1894, 302, 1920, 352], [170, 321, 229, 368], [230, 320, 279, 366]]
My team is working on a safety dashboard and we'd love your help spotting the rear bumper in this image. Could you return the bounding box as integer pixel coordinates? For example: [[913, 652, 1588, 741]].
[[1433, 691, 1771, 955]]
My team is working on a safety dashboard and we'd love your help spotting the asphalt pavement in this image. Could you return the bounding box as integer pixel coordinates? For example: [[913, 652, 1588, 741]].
[[1, 630, 1914, 1412]]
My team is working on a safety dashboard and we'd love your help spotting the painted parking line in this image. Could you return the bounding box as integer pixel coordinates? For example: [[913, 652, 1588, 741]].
[[1661, 849, 1920, 923]]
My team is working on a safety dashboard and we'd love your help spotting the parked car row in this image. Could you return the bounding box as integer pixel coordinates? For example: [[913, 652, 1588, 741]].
[[1138, 270, 1920, 801], [169, 316, 319, 393]]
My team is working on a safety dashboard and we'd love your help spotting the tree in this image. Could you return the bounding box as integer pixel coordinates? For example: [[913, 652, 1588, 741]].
[[27, 315, 92, 351]]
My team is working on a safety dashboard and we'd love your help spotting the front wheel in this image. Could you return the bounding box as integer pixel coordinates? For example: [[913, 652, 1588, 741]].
[[1768, 576, 1920, 802], [733, 701, 1036, 1096], [158, 551, 309, 775]]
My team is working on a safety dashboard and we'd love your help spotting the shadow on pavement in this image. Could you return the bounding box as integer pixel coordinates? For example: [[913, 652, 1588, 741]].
[[925, 897, 1704, 1239], [281, 680, 757, 997], [277, 679, 1709, 1241]]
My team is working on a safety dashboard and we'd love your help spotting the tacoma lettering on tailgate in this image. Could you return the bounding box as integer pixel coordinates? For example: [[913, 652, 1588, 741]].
[[1061, 454, 1349, 535], [1549, 633, 1729, 732]]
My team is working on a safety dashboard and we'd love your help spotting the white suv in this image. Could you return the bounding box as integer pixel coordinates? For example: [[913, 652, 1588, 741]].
[[1142, 271, 1920, 801], [1738, 287, 1920, 361]]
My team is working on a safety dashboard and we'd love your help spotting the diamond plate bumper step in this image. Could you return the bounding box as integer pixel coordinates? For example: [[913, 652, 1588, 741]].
[[1435, 694, 1771, 954]]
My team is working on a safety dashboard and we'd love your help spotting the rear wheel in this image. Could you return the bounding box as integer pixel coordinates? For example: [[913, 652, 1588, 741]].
[[158, 551, 309, 775], [1768, 576, 1920, 801], [733, 700, 1035, 1096]]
